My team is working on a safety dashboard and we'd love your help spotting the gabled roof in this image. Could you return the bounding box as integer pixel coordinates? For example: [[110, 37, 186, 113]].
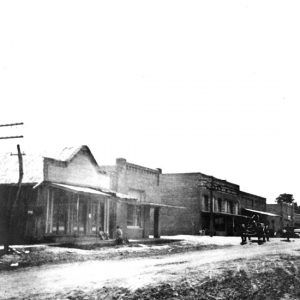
[[44, 145, 100, 168], [0, 145, 103, 184]]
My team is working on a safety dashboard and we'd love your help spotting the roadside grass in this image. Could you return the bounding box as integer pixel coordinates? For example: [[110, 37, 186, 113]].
[[0, 241, 232, 271]]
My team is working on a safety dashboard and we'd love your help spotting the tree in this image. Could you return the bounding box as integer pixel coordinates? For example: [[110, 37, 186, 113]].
[[275, 193, 294, 204]]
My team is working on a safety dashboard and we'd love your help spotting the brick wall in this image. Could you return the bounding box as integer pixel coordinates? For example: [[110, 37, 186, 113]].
[[267, 203, 294, 227], [113, 158, 161, 204], [239, 191, 266, 211], [102, 158, 161, 239], [294, 214, 300, 227], [160, 173, 267, 236], [160, 173, 201, 235]]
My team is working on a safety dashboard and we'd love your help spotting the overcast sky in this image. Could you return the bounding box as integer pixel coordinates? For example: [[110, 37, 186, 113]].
[[1, 1, 299, 204]]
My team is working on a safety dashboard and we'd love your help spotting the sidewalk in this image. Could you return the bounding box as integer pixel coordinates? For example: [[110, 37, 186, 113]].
[[0, 235, 236, 271]]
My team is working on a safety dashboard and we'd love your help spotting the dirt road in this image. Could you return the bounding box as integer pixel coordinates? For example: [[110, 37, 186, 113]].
[[1, 238, 300, 299]]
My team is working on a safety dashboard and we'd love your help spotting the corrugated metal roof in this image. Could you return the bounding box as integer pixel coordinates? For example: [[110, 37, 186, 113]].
[[115, 192, 137, 200], [244, 208, 280, 217], [0, 145, 102, 184], [44, 146, 84, 162], [138, 202, 186, 209], [48, 183, 139, 203], [202, 211, 249, 218], [51, 183, 111, 197]]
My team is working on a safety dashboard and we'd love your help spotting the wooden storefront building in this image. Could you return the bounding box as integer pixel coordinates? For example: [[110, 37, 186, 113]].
[[0, 146, 142, 244]]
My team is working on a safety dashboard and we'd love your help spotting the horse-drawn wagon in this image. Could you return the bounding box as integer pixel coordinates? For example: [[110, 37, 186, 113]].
[[240, 216, 270, 245]]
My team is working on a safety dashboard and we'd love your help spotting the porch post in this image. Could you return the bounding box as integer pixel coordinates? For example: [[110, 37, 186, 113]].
[[154, 207, 160, 238], [45, 188, 50, 234], [67, 194, 71, 234], [209, 187, 214, 237], [104, 198, 110, 233], [106, 199, 110, 233], [76, 194, 79, 234], [96, 200, 100, 233], [224, 216, 228, 235], [49, 189, 54, 233]]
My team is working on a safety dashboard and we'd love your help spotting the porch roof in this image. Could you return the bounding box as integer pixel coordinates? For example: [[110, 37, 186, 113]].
[[51, 183, 111, 196], [244, 208, 280, 217], [202, 211, 249, 218], [48, 182, 138, 202], [137, 202, 186, 209]]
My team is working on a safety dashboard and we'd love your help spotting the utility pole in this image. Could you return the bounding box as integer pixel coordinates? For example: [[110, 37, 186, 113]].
[[0, 122, 24, 253]]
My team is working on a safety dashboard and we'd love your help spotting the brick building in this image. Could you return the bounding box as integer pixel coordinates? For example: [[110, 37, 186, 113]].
[[101, 158, 178, 239], [239, 191, 266, 212], [294, 214, 300, 228], [160, 172, 267, 236], [266, 202, 295, 232]]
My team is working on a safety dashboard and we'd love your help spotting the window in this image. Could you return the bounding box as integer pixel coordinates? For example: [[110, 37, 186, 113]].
[[218, 198, 222, 212], [51, 189, 68, 234], [223, 200, 228, 213], [127, 189, 144, 227], [215, 217, 225, 231], [203, 195, 209, 211], [127, 204, 142, 227], [235, 203, 238, 215]]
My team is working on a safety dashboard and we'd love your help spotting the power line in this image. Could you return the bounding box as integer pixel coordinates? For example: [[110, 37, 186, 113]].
[[0, 122, 24, 128], [0, 135, 23, 140], [0, 122, 24, 140]]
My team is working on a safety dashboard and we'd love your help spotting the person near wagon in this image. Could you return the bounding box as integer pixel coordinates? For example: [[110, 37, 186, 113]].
[[264, 224, 270, 242], [285, 223, 292, 242], [240, 223, 247, 244]]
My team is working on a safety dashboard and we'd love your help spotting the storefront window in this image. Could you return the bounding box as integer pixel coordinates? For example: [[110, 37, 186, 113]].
[[215, 216, 225, 231], [218, 198, 222, 212], [203, 195, 209, 211], [127, 204, 142, 227], [52, 189, 68, 234]]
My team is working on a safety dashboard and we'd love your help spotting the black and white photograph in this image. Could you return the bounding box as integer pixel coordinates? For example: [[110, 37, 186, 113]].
[[1, 1, 300, 299]]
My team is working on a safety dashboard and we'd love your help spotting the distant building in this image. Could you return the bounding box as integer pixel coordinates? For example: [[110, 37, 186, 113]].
[[239, 191, 266, 212], [267, 202, 295, 232], [160, 172, 267, 236], [239, 191, 280, 227], [294, 214, 300, 228]]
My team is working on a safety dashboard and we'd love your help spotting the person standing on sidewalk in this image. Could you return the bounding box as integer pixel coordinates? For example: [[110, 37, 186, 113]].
[[116, 225, 123, 245]]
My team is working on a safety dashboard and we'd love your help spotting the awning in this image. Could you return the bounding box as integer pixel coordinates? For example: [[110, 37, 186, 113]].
[[115, 192, 138, 201], [37, 182, 183, 208], [202, 211, 249, 218], [51, 183, 111, 197], [38, 181, 139, 202], [244, 208, 280, 217], [137, 202, 186, 209]]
